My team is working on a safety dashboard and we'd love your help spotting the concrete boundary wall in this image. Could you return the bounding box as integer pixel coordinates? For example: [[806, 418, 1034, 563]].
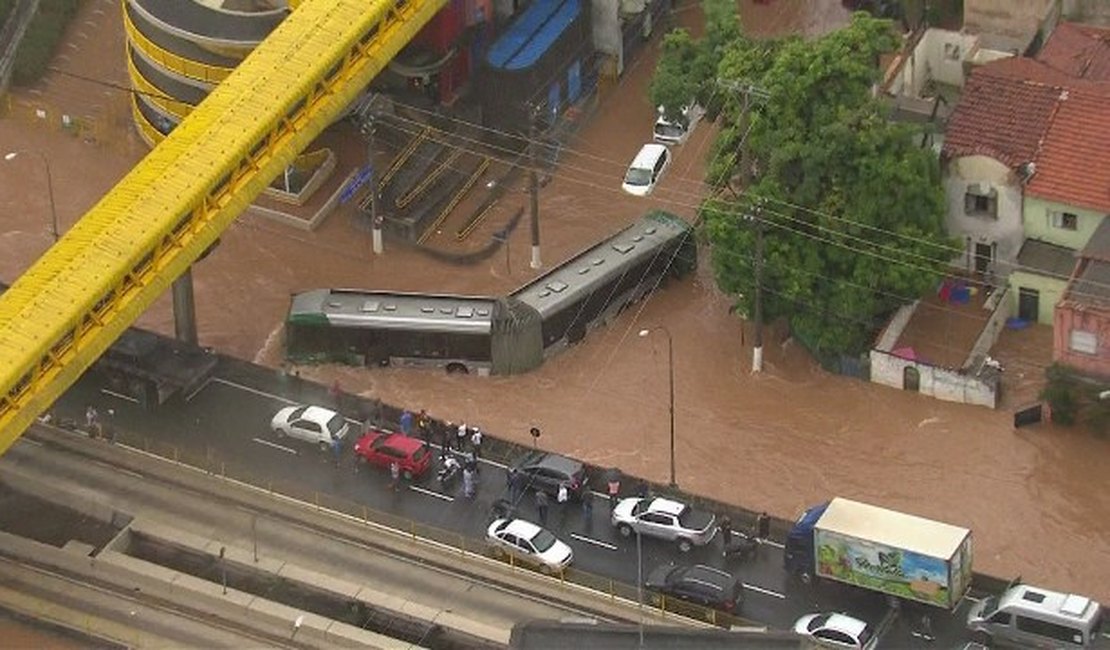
[[124, 517, 510, 647], [0, 528, 399, 648], [870, 300, 999, 408], [24, 423, 703, 629]]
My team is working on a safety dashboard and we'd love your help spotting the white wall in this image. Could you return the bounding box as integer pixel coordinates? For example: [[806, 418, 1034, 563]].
[[943, 155, 1025, 275], [591, 0, 622, 67], [870, 350, 999, 408]]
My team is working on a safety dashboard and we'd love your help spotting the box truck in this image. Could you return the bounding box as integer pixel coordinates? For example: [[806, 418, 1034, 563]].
[[784, 498, 973, 609]]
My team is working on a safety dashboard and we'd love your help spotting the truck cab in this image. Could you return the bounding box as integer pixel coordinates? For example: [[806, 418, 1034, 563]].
[[784, 501, 828, 578]]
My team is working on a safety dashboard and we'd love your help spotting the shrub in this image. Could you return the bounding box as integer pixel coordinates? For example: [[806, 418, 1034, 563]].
[[11, 0, 81, 87], [1040, 363, 1110, 435]]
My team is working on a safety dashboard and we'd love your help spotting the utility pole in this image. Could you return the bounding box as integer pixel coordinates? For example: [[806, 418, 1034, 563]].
[[367, 116, 383, 255], [528, 106, 542, 269], [751, 200, 765, 373]]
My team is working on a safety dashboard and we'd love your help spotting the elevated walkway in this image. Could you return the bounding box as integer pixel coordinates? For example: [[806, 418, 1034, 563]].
[[0, 0, 448, 453]]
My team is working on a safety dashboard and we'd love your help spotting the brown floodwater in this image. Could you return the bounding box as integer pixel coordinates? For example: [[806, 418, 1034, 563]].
[[0, 0, 1107, 603]]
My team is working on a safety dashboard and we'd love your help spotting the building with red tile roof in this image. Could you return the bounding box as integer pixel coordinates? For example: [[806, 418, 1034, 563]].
[[1036, 21, 1110, 82], [1024, 83, 1110, 214]]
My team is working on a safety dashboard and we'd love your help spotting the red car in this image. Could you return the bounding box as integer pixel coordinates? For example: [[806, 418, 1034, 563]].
[[353, 431, 431, 479]]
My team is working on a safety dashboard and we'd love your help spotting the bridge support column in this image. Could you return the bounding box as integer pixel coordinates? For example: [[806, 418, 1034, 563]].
[[172, 269, 198, 345]]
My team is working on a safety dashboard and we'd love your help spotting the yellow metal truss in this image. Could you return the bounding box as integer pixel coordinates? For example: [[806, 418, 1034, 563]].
[[122, 0, 235, 85], [0, 0, 446, 454]]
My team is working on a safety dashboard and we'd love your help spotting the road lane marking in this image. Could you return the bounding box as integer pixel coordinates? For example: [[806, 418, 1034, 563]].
[[96, 460, 142, 479], [252, 438, 297, 454], [409, 485, 454, 502], [570, 533, 618, 551], [741, 582, 785, 599], [212, 378, 298, 404], [100, 389, 140, 404]]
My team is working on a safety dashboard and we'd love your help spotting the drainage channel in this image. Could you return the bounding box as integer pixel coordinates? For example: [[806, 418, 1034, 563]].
[[124, 532, 493, 650]]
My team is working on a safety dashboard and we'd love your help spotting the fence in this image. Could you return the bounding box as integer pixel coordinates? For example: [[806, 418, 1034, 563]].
[[74, 418, 753, 630]]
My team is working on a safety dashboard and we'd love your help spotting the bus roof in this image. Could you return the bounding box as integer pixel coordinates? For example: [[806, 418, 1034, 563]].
[[510, 210, 692, 316], [819, 498, 971, 560], [288, 289, 498, 334]]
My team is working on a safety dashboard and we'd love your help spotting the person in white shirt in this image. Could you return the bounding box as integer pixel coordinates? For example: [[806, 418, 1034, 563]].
[[470, 427, 483, 459]]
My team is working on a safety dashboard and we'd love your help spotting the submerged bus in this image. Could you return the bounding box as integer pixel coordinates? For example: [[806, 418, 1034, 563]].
[[284, 210, 696, 375]]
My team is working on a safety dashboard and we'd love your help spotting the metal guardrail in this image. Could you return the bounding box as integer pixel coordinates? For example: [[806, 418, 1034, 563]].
[[87, 423, 752, 629]]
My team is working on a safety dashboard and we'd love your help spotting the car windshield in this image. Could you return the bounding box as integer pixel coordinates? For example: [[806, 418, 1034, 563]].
[[531, 528, 557, 553], [413, 447, 427, 461], [655, 122, 686, 138], [325, 414, 345, 435], [676, 506, 696, 526], [289, 406, 307, 420], [979, 596, 998, 617], [857, 624, 873, 645], [625, 168, 651, 186], [809, 613, 832, 632]]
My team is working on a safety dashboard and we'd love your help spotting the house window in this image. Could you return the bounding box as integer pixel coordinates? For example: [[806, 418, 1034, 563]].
[[1050, 211, 1078, 231], [964, 184, 997, 219], [1069, 329, 1097, 355]]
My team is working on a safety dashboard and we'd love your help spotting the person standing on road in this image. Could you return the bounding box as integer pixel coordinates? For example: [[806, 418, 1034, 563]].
[[462, 466, 476, 499], [581, 492, 594, 524], [85, 405, 99, 437], [456, 422, 468, 451], [535, 490, 550, 526], [400, 409, 413, 436], [417, 409, 430, 444], [756, 512, 770, 541], [469, 426, 483, 459], [720, 516, 733, 548], [441, 421, 454, 460], [389, 460, 401, 491], [607, 476, 621, 511]]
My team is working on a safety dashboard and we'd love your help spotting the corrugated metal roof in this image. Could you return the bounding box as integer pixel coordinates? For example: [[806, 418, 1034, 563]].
[[1016, 239, 1077, 279]]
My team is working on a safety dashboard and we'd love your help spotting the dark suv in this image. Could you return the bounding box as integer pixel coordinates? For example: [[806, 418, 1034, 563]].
[[644, 564, 743, 613], [508, 451, 589, 500]]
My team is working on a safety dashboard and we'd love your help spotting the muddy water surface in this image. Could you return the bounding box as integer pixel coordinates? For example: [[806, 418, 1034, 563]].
[[0, 0, 1107, 603]]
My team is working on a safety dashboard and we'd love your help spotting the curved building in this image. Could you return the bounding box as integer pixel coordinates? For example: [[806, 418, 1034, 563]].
[[123, 0, 289, 144]]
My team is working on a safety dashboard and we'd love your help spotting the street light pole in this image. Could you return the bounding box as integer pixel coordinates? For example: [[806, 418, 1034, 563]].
[[639, 326, 677, 488], [5, 151, 59, 242]]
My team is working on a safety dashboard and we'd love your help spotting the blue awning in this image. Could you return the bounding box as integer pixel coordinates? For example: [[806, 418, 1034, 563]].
[[487, 0, 581, 71]]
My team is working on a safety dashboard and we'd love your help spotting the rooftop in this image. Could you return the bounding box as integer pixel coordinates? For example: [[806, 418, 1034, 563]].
[[1024, 83, 1110, 213], [1016, 239, 1077, 279], [1067, 260, 1110, 308], [941, 58, 1066, 169], [1081, 218, 1110, 262], [1037, 22, 1110, 82]]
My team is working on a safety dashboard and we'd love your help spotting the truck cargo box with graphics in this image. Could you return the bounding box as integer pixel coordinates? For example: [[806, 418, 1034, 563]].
[[786, 498, 973, 609]]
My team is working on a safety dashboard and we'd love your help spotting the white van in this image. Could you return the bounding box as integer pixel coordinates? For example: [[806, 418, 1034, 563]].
[[622, 143, 670, 197], [653, 103, 702, 146], [966, 584, 1104, 648]]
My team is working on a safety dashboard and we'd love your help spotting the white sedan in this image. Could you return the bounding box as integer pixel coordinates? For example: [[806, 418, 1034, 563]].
[[794, 612, 877, 650], [486, 518, 573, 574], [270, 405, 350, 451]]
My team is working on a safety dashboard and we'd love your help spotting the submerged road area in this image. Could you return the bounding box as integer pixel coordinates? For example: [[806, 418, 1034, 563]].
[[27, 354, 991, 647]]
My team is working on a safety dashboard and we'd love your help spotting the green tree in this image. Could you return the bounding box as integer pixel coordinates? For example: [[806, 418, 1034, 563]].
[[700, 13, 954, 357], [649, 0, 743, 121]]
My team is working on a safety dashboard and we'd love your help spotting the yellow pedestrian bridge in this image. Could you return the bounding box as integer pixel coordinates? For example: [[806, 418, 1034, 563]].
[[0, 0, 445, 454]]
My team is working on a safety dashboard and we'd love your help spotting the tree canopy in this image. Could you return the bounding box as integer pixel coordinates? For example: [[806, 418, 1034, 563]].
[[652, 11, 955, 357]]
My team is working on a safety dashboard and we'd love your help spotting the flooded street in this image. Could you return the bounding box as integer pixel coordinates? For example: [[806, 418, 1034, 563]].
[[0, 0, 1107, 603]]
